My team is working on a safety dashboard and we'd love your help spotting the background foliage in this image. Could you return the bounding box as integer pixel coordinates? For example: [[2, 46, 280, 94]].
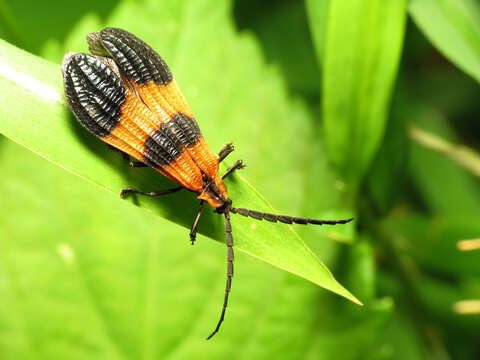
[[0, 0, 479, 359]]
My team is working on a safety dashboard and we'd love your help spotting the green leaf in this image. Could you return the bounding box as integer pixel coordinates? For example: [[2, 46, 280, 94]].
[[409, 0, 480, 84], [305, 0, 330, 66], [0, 139, 360, 358], [307, 0, 407, 186], [0, 1, 359, 305], [366, 89, 408, 215]]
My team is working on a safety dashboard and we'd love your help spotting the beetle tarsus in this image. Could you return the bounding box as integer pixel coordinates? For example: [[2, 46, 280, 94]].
[[218, 143, 235, 163], [189, 201, 204, 245], [222, 160, 245, 180]]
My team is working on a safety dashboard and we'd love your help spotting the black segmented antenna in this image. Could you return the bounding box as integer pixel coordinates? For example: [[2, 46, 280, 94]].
[[207, 212, 234, 340], [205, 206, 352, 340], [231, 207, 353, 225]]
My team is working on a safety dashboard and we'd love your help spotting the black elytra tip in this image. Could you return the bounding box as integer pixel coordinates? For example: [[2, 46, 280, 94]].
[[93, 27, 174, 86], [61, 52, 77, 76], [62, 52, 126, 138]]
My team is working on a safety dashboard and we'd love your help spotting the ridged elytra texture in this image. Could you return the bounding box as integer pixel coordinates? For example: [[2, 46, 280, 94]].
[[63, 53, 126, 138], [168, 113, 201, 147], [98, 27, 173, 86], [143, 125, 183, 168]]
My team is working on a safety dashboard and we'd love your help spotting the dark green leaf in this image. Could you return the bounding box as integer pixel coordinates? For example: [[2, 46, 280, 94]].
[[409, 0, 480, 84], [366, 87, 408, 215], [0, 139, 358, 358]]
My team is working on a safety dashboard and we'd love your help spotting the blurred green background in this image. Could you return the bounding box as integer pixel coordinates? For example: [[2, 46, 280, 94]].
[[1, 0, 480, 359]]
